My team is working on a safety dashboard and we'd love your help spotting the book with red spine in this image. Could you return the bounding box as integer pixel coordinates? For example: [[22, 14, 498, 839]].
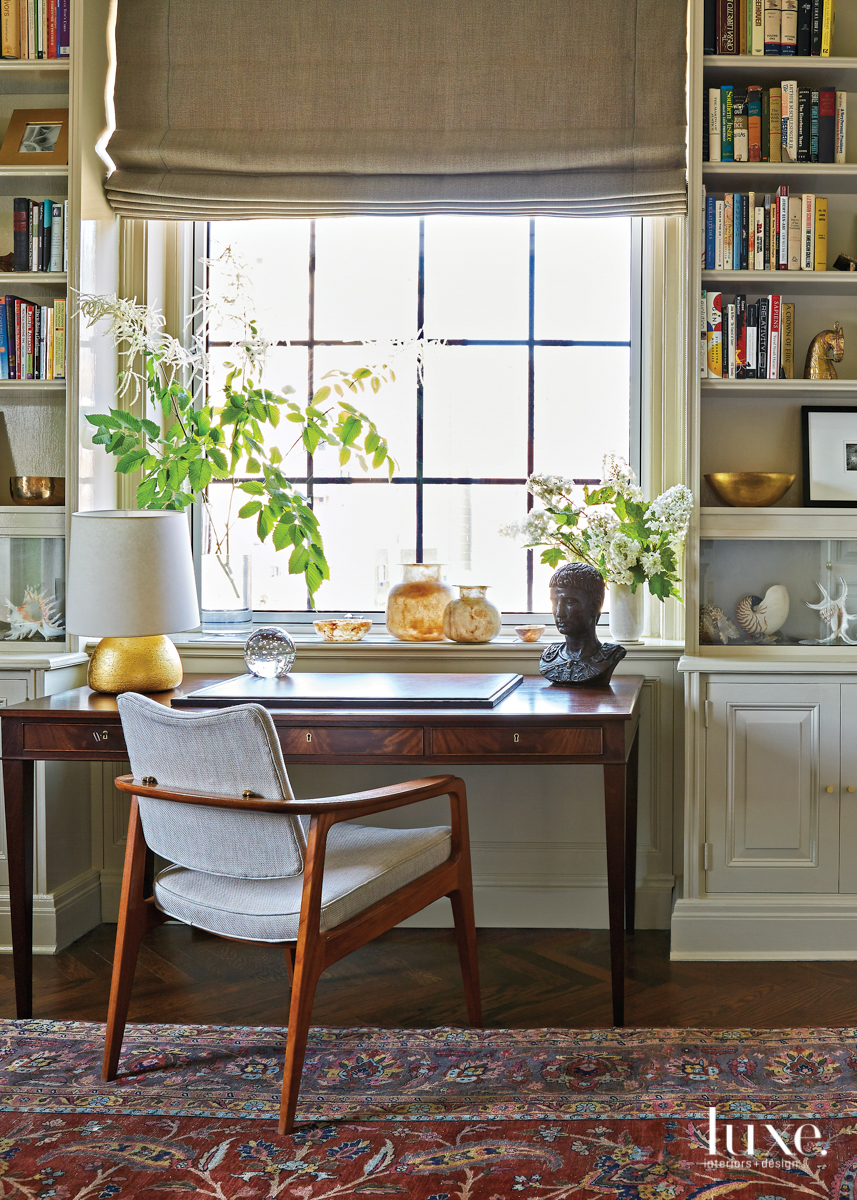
[[768, 294, 782, 378], [46, 0, 55, 58], [25, 302, 33, 379]]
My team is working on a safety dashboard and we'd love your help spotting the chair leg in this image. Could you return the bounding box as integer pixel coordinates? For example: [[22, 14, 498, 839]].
[[103, 798, 149, 1081], [284, 945, 295, 986], [278, 939, 323, 1136], [449, 886, 482, 1027]]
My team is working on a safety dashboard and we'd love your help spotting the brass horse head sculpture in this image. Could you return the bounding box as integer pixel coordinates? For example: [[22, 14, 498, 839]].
[[804, 321, 845, 380]]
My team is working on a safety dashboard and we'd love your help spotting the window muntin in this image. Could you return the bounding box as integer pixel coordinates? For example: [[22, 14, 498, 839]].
[[201, 215, 637, 617]]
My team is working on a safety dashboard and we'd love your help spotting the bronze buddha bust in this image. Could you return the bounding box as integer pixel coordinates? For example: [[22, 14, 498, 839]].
[[539, 562, 626, 687]]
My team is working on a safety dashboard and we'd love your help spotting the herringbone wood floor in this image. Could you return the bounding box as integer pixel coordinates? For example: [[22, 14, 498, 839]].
[[2, 924, 856, 1028]]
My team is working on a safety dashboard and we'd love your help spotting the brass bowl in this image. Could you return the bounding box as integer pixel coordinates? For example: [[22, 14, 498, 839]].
[[704, 472, 795, 507], [10, 476, 65, 506]]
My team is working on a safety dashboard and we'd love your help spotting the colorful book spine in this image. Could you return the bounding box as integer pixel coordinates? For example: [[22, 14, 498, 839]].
[[814, 196, 828, 270], [0, 301, 8, 380], [733, 89, 749, 162], [810, 89, 819, 161], [835, 91, 846, 163], [768, 294, 782, 378], [758, 296, 770, 374], [716, 199, 725, 269], [726, 302, 737, 378], [754, 204, 765, 269], [735, 294, 748, 376], [724, 194, 734, 270], [818, 88, 835, 161], [782, 303, 795, 377], [706, 291, 723, 378], [709, 88, 722, 162], [58, 0, 69, 56], [781, 81, 798, 161], [706, 196, 716, 268], [722, 86, 735, 161], [748, 87, 762, 161], [803, 193, 815, 269], [787, 194, 802, 268], [820, 0, 834, 55], [764, 0, 782, 51], [701, 290, 708, 377], [52, 298, 64, 378], [746, 301, 759, 377]]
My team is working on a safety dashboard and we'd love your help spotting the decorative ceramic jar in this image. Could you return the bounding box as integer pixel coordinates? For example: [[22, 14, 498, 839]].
[[385, 563, 454, 642], [608, 581, 643, 643], [442, 585, 501, 643]]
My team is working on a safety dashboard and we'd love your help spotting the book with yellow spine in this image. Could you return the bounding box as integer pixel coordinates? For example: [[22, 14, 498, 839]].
[[821, 0, 834, 55], [814, 197, 828, 271], [52, 299, 65, 380]]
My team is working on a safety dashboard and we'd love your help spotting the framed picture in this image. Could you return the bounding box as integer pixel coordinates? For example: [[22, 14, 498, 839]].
[[0, 109, 68, 167], [802, 405, 857, 507]]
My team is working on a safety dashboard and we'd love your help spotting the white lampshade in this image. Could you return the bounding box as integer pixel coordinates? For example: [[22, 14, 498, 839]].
[[66, 510, 200, 637]]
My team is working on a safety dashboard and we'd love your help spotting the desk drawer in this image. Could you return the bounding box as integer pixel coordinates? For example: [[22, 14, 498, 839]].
[[22, 722, 126, 754], [431, 726, 603, 757], [279, 726, 423, 756]]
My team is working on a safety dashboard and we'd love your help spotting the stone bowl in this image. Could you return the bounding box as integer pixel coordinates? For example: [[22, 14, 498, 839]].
[[704, 472, 795, 507], [313, 618, 372, 643], [514, 624, 546, 643]]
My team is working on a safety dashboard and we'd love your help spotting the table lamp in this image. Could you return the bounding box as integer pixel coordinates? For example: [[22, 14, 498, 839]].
[[66, 510, 200, 694]]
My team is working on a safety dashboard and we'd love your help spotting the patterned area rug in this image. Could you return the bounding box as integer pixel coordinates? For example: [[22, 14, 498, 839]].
[[0, 1021, 856, 1198]]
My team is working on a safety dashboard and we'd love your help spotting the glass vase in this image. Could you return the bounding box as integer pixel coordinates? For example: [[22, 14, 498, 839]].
[[442, 584, 501, 643], [201, 552, 252, 631], [386, 563, 454, 642]]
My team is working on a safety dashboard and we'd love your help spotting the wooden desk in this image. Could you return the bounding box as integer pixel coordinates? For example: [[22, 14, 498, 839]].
[[0, 672, 643, 1025]]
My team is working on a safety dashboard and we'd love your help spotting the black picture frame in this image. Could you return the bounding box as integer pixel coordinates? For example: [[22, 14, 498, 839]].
[[802, 405, 857, 508]]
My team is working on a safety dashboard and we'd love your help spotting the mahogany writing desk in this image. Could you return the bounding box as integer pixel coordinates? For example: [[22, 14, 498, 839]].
[[0, 672, 643, 1025]]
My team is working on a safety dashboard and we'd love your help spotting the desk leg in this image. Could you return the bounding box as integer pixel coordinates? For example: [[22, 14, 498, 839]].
[[625, 728, 640, 935], [603, 763, 626, 1027], [3, 759, 34, 1019]]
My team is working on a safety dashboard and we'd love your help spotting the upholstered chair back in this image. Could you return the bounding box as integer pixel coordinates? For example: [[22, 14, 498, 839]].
[[116, 692, 305, 878]]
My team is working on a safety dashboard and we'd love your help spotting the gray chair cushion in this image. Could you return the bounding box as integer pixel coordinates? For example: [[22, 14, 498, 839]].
[[117, 692, 305, 878], [153, 820, 452, 941]]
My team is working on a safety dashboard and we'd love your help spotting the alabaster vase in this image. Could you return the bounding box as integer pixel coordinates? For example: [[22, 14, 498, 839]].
[[442, 585, 501, 643], [386, 563, 454, 641], [608, 581, 644, 643]]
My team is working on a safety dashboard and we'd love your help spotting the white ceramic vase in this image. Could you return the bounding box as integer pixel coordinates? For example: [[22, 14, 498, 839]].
[[608, 581, 644, 643]]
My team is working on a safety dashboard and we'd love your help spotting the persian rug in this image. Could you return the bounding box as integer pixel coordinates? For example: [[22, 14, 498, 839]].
[[0, 1022, 856, 1198]]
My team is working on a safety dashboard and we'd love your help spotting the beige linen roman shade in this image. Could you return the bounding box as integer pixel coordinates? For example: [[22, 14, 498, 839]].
[[105, 0, 688, 220]]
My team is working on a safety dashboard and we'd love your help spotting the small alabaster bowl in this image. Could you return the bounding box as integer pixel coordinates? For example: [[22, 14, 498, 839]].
[[313, 617, 373, 643], [514, 624, 546, 643]]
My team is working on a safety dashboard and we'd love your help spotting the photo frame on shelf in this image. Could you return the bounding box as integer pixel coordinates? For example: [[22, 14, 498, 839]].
[[802, 405, 857, 507], [0, 109, 68, 167]]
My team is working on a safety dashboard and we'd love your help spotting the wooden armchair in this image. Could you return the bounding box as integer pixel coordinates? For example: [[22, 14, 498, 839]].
[[104, 692, 481, 1135]]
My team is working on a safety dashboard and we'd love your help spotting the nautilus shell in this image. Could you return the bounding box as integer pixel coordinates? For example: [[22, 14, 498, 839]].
[[734, 584, 789, 638], [699, 604, 740, 645]]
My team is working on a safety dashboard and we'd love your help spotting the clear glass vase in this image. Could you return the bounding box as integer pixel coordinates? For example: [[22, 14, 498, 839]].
[[201, 552, 252, 631]]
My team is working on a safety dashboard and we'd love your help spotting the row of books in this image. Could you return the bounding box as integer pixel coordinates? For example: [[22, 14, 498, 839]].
[[704, 0, 835, 56], [13, 198, 66, 273], [0, 0, 69, 59], [704, 187, 828, 270], [0, 296, 65, 380], [705, 84, 845, 163], [702, 291, 796, 379]]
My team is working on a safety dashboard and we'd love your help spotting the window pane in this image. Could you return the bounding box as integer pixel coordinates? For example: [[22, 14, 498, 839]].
[[422, 346, 528, 479], [534, 217, 632, 342], [312, 484, 417, 611], [534, 347, 631, 478], [314, 218, 420, 341], [311, 343, 417, 477], [423, 484, 529, 612], [208, 220, 311, 343], [423, 216, 530, 340]]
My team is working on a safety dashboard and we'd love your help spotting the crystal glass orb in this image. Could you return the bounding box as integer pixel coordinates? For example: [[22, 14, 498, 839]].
[[244, 626, 297, 678]]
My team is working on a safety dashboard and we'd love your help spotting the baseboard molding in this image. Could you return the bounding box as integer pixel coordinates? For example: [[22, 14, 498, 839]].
[[671, 895, 857, 959], [0, 869, 102, 954]]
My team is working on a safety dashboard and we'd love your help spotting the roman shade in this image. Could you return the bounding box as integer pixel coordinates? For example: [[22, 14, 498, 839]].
[[104, 0, 689, 220]]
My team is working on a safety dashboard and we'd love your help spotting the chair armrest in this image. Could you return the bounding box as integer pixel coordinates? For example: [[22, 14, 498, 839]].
[[114, 773, 461, 821]]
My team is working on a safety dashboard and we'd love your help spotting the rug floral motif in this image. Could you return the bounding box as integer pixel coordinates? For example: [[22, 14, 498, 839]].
[[0, 1021, 856, 1197]]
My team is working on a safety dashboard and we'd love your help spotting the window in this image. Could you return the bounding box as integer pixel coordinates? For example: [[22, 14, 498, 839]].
[[200, 216, 639, 618]]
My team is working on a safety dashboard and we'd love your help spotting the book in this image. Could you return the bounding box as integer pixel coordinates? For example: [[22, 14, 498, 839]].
[[797, 0, 812, 52], [706, 195, 716, 267], [769, 87, 782, 161], [818, 88, 835, 161], [746, 301, 759, 376], [52, 298, 65, 378], [764, 193, 773, 267], [46, 0, 55, 58], [740, 0, 747, 52], [754, 204, 765, 269], [706, 291, 723, 378], [820, 0, 834, 55], [811, 0, 822, 51], [835, 91, 846, 164], [41, 197, 51, 271], [715, 199, 725, 268], [0, 303, 8, 380], [726, 302, 737, 378], [12, 198, 28, 271], [796, 87, 811, 161], [764, 0, 782, 51], [758, 295, 770, 373], [768, 294, 782, 378], [29, 199, 37, 270], [787, 194, 802, 268], [24, 302, 33, 379], [724, 194, 734, 269], [708, 87, 722, 161], [748, 87, 762, 160], [782, 303, 795, 377], [741, 192, 750, 268], [781, 80, 797, 161], [705, 0, 717, 52], [802, 192, 815, 269], [721, 0, 739, 52], [735, 294, 748, 376], [780, 0, 798, 51], [814, 195, 828, 270], [703, 89, 709, 161], [701, 290, 708, 376], [777, 184, 789, 268], [733, 89, 749, 161], [752, 0, 765, 51], [721, 86, 735, 160], [761, 87, 770, 159], [49, 202, 62, 271], [58, 0, 69, 56], [1, 0, 18, 57]]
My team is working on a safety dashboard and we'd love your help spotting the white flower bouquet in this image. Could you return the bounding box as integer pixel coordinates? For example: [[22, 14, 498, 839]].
[[501, 456, 693, 601]]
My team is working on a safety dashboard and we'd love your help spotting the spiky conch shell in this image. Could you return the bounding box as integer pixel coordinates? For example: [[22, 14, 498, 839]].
[[4, 586, 64, 640], [699, 604, 740, 645], [734, 584, 790, 637]]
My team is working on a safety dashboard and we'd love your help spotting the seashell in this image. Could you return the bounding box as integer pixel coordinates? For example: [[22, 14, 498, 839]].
[[734, 584, 789, 638], [3, 586, 64, 640], [699, 604, 740, 645]]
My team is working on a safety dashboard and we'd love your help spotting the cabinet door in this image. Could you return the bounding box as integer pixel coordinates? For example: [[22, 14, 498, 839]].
[[705, 682, 840, 893], [838, 685, 857, 892]]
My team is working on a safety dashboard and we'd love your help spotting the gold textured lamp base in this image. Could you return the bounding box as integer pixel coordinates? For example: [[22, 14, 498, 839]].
[[87, 635, 183, 694]]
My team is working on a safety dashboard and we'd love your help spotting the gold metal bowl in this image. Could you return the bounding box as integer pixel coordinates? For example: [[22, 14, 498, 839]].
[[313, 618, 372, 643], [10, 476, 65, 506], [704, 472, 795, 507]]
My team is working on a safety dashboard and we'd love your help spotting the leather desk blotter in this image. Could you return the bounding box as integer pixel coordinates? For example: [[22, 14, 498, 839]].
[[171, 672, 524, 710]]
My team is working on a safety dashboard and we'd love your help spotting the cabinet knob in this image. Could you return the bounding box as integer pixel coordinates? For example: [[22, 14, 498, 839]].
[[849, 786, 856, 794], [826, 785, 835, 793]]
